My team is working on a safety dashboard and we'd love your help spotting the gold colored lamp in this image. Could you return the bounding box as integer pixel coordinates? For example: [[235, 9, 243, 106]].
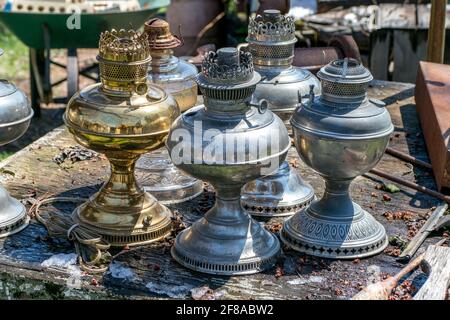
[[64, 29, 180, 247]]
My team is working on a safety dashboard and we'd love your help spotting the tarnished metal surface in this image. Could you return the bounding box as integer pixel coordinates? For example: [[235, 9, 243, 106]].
[[283, 59, 394, 259], [140, 18, 203, 204], [0, 81, 445, 300], [166, 48, 290, 275], [64, 29, 180, 247], [241, 10, 318, 218], [0, 48, 32, 238]]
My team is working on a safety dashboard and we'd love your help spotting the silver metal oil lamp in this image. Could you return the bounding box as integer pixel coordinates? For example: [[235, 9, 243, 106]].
[[241, 10, 319, 217], [166, 48, 290, 275], [64, 29, 180, 247], [281, 58, 393, 259], [135, 18, 203, 204], [0, 48, 33, 237]]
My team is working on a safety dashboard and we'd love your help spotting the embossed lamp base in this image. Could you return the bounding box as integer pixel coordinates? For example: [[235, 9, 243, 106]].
[[171, 194, 281, 275], [136, 148, 203, 204], [281, 180, 388, 259], [0, 185, 30, 238], [241, 161, 314, 217], [72, 155, 172, 247]]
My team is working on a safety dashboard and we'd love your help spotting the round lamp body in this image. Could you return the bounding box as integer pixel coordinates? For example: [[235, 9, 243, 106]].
[[166, 48, 290, 275], [241, 10, 319, 217], [282, 59, 393, 259], [64, 29, 180, 247], [0, 49, 33, 237]]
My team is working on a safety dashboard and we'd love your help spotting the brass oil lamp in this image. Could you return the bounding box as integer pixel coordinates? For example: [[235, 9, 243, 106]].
[[0, 48, 33, 237], [241, 10, 320, 218], [166, 48, 291, 275], [64, 29, 180, 247], [282, 59, 393, 259], [135, 18, 203, 204]]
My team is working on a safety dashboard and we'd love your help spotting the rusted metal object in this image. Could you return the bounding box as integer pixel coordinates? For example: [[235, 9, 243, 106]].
[[386, 147, 433, 171], [369, 168, 450, 203], [415, 61, 450, 192], [257, 0, 291, 15], [293, 35, 361, 73], [166, 0, 225, 56]]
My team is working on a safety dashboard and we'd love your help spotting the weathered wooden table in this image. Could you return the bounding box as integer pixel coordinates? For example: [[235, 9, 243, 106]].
[[0, 81, 445, 299]]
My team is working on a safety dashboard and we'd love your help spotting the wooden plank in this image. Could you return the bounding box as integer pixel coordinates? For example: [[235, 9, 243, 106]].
[[426, 0, 447, 63], [415, 61, 450, 192], [0, 81, 444, 300], [414, 245, 450, 300], [370, 29, 392, 81], [393, 30, 422, 83]]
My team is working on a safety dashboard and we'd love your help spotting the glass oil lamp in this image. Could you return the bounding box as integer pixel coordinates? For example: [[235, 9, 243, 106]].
[[282, 59, 393, 259], [135, 18, 203, 204], [0, 48, 33, 237], [241, 10, 320, 218], [64, 29, 180, 247], [166, 48, 291, 275]]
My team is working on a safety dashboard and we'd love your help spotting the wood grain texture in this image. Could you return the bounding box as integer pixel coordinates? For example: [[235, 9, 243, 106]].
[[0, 81, 444, 300], [414, 245, 450, 300]]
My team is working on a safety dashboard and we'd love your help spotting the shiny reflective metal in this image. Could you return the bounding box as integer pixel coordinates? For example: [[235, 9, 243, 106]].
[[137, 18, 203, 204], [0, 48, 33, 237], [64, 29, 180, 247], [282, 59, 393, 259], [241, 10, 318, 217], [166, 48, 290, 275]]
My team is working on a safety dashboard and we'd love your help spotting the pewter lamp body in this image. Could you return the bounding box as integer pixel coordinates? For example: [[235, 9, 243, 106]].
[[137, 18, 203, 204], [166, 48, 290, 275], [64, 29, 179, 247], [0, 48, 33, 237], [281, 59, 393, 259], [241, 10, 319, 217]]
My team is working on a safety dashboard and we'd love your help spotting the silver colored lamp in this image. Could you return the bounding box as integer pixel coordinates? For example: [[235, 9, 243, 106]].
[[241, 10, 319, 217], [166, 48, 290, 275], [0, 48, 33, 237], [281, 58, 393, 259], [137, 18, 203, 204]]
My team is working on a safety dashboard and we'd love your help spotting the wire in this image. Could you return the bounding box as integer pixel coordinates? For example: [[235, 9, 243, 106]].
[[32, 196, 112, 273]]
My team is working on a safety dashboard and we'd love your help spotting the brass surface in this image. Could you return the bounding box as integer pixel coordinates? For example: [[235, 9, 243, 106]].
[[64, 29, 179, 246]]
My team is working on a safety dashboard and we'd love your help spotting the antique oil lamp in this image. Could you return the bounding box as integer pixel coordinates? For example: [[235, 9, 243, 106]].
[[135, 18, 203, 204], [166, 48, 290, 275], [241, 10, 320, 217], [64, 29, 180, 247], [281, 58, 393, 259], [0, 48, 33, 237]]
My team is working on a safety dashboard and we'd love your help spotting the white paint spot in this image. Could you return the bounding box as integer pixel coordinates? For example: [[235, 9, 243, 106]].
[[41, 253, 82, 289], [41, 253, 79, 272], [145, 281, 194, 298], [288, 276, 325, 285], [108, 262, 134, 281]]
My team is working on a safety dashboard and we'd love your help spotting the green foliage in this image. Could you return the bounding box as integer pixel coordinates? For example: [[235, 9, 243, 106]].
[[0, 24, 28, 80], [383, 183, 401, 193], [0, 151, 13, 161]]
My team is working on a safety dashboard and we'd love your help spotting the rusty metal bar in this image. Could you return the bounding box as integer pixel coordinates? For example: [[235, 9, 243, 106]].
[[369, 168, 450, 203], [385, 147, 433, 170]]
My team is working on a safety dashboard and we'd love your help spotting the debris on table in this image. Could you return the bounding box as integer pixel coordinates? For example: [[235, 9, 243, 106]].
[[53, 146, 99, 165]]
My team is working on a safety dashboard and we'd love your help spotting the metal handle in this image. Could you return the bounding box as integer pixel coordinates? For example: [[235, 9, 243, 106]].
[[296, 84, 316, 111], [237, 43, 249, 52], [248, 99, 268, 114]]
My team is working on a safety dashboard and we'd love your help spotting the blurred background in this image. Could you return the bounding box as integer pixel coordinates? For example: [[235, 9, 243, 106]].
[[0, 0, 449, 160]]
